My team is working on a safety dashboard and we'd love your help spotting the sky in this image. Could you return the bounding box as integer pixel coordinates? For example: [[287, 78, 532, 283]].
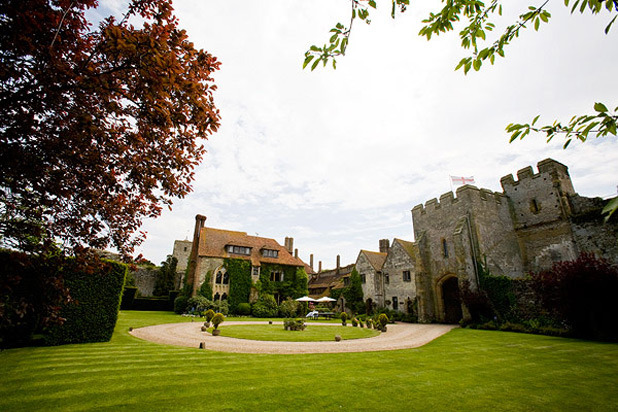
[[96, 0, 617, 270]]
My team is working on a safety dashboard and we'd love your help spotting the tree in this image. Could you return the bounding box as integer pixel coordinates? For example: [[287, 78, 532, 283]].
[[0, 0, 220, 255], [305, 0, 617, 218], [153, 256, 177, 296], [343, 268, 364, 313]]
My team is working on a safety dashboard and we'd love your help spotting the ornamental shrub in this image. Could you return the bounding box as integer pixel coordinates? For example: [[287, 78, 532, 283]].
[[186, 296, 212, 314], [377, 313, 389, 329], [252, 294, 278, 318], [212, 299, 229, 315], [279, 298, 299, 318], [174, 295, 189, 314], [204, 309, 215, 322], [530, 253, 618, 341], [212, 313, 225, 330], [351, 318, 358, 327], [237, 302, 251, 316], [340, 312, 348, 326]]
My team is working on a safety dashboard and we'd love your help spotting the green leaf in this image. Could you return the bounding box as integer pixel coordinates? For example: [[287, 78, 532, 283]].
[[473, 58, 481, 71], [602, 197, 618, 221], [594, 102, 608, 112], [311, 59, 319, 71], [302, 55, 314, 69], [532, 115, 540, 126], [534, 17, 540, 31]]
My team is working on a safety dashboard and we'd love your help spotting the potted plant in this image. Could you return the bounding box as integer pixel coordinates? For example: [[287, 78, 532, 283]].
[[211, 312, 225, 336], [351, 318, 358, 327], [340, 312, 348, 326], [204, 309, 215, 328], [378, 313, 389, 332]]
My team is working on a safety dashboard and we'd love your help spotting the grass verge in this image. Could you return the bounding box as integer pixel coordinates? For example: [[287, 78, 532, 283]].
[[0, 310, 616, 411], [214, 323, 379, 341]]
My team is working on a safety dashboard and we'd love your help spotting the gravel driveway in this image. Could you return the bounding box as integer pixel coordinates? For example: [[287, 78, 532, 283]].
[[129, 321, 457, 354]]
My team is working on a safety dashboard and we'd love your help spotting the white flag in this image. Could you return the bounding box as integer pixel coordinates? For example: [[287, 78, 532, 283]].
[[450, 175, 475, 186]]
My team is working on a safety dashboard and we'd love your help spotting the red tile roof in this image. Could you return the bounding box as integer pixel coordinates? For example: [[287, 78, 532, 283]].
[[197, 227, 306, 268]]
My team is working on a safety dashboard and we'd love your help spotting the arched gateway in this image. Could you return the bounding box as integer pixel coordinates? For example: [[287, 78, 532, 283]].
[[438, 275, 462, 324]]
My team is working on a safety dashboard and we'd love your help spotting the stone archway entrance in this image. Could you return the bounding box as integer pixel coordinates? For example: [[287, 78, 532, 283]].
[[441, 276, 462, 324]]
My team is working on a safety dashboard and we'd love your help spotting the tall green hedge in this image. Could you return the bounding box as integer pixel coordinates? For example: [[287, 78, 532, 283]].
[[44, 258, 127, 345], [225, 258, 252, 313]]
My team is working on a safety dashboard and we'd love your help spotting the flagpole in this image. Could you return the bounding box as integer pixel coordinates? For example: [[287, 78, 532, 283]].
[[449, 175, 453, 194]]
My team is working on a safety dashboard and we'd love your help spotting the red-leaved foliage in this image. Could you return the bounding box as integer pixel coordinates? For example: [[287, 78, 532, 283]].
[[531, 253, 618, 341], [0, 0, 220, 255]]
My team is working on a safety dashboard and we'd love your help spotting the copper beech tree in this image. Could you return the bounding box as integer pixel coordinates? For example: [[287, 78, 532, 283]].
[[0, 0, 220, 255]]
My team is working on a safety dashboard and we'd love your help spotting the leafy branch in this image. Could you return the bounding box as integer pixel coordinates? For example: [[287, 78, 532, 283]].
[[506, 103, 618, 148], [303, 0, 409, 70]]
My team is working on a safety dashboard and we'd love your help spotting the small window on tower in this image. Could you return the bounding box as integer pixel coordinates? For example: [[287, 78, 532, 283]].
[[530, 198, 540, 214], [442, 239, 449, 258]]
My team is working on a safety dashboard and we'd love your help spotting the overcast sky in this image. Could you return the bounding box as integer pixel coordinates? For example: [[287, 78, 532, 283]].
[[97, 0, 617, 269]]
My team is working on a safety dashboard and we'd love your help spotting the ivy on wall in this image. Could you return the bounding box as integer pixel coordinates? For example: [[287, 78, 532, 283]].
[[258, 264, 308, 299], [224, 258, 252, 312]]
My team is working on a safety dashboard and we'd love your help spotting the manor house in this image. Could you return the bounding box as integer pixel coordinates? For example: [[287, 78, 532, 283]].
[[358, 158, 618, 323], [175, 216, 312, 303]]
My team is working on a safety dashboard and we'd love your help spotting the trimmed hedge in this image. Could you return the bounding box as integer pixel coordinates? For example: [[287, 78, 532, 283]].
[[120, 286, 138, 310], [131, 297, 171, 311], [44, 259, 127, 345]]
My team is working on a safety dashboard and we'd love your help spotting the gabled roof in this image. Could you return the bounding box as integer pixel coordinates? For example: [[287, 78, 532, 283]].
[[308, 263, 355, 293], [197, 227, 305, 268], [359, 250, 387, 271], [393, 238, 415, 259]]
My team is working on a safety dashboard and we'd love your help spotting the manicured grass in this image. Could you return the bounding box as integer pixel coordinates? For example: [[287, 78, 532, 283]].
[[215, 323, 379, 341], [1, 310, 617, 411]]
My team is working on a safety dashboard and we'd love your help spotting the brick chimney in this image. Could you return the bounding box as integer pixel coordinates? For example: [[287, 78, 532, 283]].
[[284, 237, 294, 253], [294, 248, 298, 259], [310, 254, 314, 270], [379, 239, 390, 254], [319, 261, 322, 272], [189, 214, 207, 296], [336, 255, 340, 274]]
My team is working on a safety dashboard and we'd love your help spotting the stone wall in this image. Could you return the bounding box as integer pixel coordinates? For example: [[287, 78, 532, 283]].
[[382, 240, 416, 313], [133, 267, 158, 297], [172, 240, 192, 272], [356, 252, 380, 305]]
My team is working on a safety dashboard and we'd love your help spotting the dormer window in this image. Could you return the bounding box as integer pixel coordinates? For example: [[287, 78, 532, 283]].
[[227, 245, 251, 255], [262, 249, 279, 258]]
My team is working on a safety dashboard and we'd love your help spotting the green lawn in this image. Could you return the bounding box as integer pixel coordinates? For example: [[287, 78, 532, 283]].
[[214, 323, 379, 341], [1, 310, 617, 411]]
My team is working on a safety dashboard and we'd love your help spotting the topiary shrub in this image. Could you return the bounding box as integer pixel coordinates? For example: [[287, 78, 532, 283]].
[[340, 312, 348, 326], [204, 309, 215, 322], [236, 302, 251, 316], [366, 319, 373, 329], [377, 313, 389, 331], [351, 318, 358, 327], [212, 313, 225, 330]]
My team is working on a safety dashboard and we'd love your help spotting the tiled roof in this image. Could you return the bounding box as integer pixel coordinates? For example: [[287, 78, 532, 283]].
[[197, 227, 306, 268], [359, 250, 387, 271], [308, 263, 355, 293], [393, 238, 416, 259]]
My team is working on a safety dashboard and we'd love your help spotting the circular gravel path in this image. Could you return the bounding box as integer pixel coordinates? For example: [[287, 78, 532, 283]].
[[129, 321, 457, 354]]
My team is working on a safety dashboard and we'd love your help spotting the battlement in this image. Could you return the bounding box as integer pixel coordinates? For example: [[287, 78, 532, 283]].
[[412, 184, 506, 215], [500, 158, 570, 190]]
